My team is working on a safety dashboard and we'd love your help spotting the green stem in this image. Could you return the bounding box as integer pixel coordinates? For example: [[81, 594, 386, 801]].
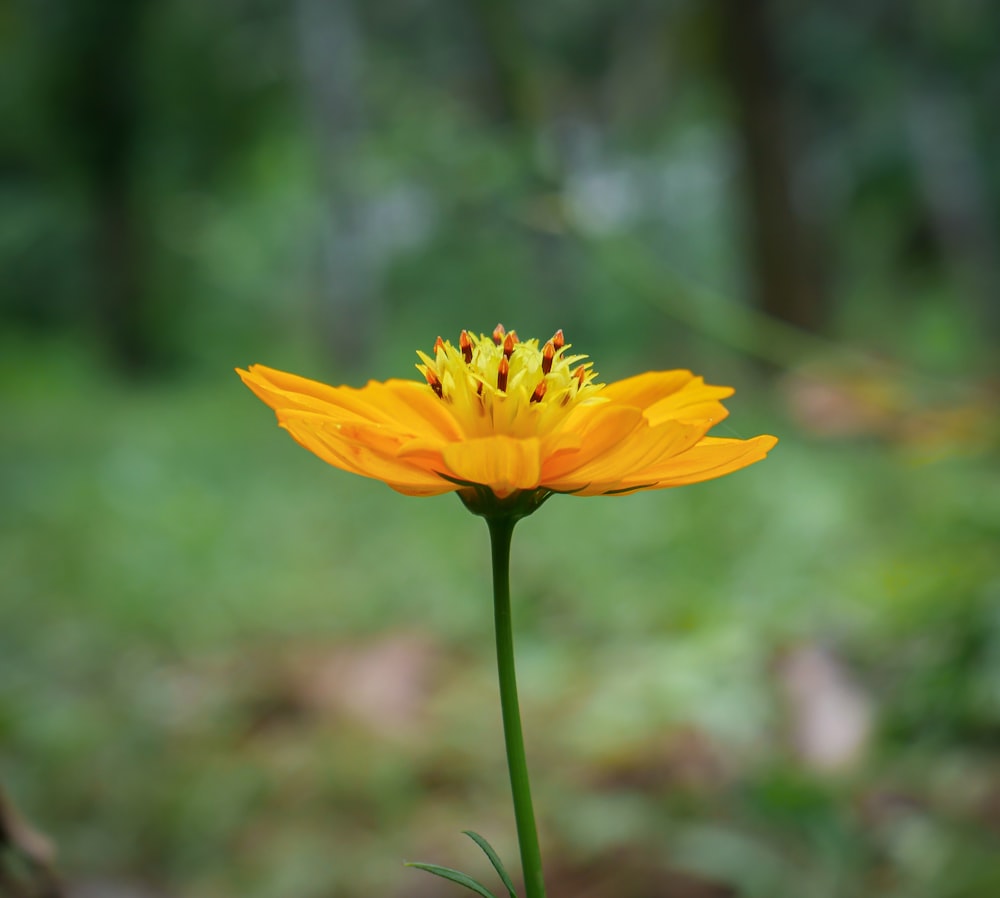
[[487, 515, 546, 898]]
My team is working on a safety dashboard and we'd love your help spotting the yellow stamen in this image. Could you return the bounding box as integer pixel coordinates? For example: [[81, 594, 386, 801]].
[[541, 340, 556, 375], [497, 356, 510, 392], [414, 327, 602, 439], [425, 368, 443, 398]]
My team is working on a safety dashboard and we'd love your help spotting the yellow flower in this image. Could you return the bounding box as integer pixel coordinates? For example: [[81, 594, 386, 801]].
[[237, 325, 776, 510]]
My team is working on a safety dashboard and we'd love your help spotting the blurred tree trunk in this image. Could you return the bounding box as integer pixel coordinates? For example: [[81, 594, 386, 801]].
[[467, 0, 540, 127], [906, 86, 1000, 340], [717, 0, 826, 337], [466, 0, 584, 324], [73, 0, 154, 374], [296, 0, 378, 372]]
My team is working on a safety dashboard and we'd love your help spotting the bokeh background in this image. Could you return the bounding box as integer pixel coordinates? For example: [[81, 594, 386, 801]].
[[2, 1, 999, 896]]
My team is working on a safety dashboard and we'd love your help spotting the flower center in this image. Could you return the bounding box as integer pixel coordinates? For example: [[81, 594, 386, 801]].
[[417, 325, 602, 436]]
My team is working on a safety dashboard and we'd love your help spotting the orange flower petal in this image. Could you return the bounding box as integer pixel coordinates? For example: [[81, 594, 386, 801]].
[[642, 381, 735, 427], [599, 370, 697, 409], [441, 437, 542, 498], [539, 403, 645, 481], [278, 411, 454, 496], [546, 419, 710, 495], [600, 370, 735, 427], [364, 380, 465, 441], [239, 365, 370, 419], [238, 366, 462, 442], [616, 434, 779, 491]]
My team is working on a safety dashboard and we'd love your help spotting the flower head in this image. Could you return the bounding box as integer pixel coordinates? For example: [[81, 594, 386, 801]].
[[238, 326, 776, 514]]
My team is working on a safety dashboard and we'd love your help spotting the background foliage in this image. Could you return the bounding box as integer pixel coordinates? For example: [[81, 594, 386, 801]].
[[1, 1, 998, 896]]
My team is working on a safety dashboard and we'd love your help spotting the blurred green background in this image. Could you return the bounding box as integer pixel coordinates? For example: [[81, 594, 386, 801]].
[[1, 1, 998, 896]]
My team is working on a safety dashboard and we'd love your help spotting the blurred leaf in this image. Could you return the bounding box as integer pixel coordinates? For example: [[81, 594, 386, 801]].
[[464, 830, 518, 898], [405, 861, 499, 898]]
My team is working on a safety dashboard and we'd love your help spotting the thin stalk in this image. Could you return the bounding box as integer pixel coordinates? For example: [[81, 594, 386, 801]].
[[487, 515, 546, 898]]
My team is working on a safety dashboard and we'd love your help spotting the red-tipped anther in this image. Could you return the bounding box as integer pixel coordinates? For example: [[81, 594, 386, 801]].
[[459, 329, 473, 364], [492, 323, 506, 345], [424, 369, 444, 398], [541, 340, 556, 374], [503, 331, 518, 358], [574, 365, 587, 388], [530, 380, 547, 403], [433, 335, 445, 355], [497, 356, 509, 392], [552, 329, 565, 350]]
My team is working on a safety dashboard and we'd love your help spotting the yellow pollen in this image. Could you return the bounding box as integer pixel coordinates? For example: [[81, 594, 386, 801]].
[[415, 326, 603, 438]]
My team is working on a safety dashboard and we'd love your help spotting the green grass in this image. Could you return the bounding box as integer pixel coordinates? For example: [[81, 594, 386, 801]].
[[2, 337, 999, 897]]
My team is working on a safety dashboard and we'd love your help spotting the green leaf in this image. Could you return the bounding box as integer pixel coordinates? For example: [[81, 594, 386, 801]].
[[405, 862, 499, 898], [463, 831, 518, 898]]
